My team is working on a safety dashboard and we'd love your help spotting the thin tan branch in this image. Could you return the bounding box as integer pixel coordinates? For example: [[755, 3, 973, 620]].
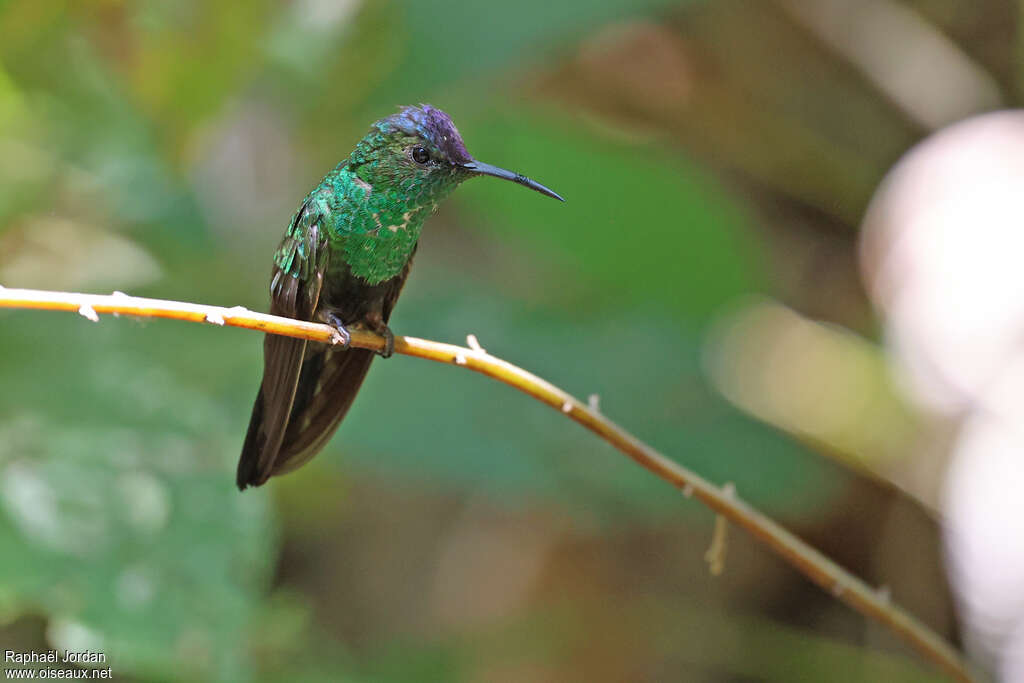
[[0, 287, 978, 682]]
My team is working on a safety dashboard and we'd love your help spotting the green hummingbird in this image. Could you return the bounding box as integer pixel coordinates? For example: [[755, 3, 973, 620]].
[[237, 105, 563, 489]]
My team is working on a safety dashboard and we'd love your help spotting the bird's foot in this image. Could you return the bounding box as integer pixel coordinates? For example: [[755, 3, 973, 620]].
[[373, 324, 395, 359], [363, 312, 394, 358], [320, 311, 351, 349]]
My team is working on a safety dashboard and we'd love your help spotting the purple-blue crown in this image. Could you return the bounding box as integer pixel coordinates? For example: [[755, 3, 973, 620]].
[[382, 105, 472, 164]]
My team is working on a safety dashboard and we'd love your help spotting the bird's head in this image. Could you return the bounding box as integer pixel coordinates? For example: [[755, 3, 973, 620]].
[[349, 104, 563, 203]]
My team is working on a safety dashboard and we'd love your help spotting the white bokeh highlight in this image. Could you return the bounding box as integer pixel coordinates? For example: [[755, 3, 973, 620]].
[[860, 110, 1024, 677]]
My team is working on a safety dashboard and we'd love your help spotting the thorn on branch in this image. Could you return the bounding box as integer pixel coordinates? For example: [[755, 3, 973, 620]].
[[466, 333, 485, 353], [588, 393, 600, 411], [107, 292, 127, 317], [681, 483, 694, 498], [77, 304, 99, 322], [205, 311, 226, 326], [705, 482, 735, 576], [454, 353, 468, 366], [561, 400, 573, 414], [705, 514, 729, 576]]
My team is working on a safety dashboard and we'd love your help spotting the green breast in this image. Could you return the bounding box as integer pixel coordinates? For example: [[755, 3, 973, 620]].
[[336, 203, 432, 283], [319, 168, 449, 285]]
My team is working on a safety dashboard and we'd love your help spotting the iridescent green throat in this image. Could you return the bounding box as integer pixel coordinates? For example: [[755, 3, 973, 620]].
[[280, 159, 461, 285]]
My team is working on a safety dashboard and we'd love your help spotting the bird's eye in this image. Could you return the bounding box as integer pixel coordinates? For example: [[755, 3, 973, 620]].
[[411, 146, 430, 164]]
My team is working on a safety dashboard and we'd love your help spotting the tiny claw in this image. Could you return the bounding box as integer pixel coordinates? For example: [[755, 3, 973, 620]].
[[378, 327, 394, 359], [329, 326, 351, 348], [322, 312, 351, 348], [362, 312, 394, 358]]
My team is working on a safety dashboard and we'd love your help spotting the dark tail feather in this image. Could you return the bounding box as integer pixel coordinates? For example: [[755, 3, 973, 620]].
[[237, 386, 267, 490], [237, 331, 309, 490], [238, 346, 375, 489], [272, 347, 376, 476]]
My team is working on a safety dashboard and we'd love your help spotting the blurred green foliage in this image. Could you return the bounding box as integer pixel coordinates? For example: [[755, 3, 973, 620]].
[[0, 0, 950, 681]]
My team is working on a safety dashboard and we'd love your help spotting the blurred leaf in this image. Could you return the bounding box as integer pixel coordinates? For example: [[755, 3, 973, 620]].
[[0, 216, 161, 291], [0, 10, 209, 245], [373, 0, 705, 105], [456, 106, 765, 322], [0, 63, 54, 223], [112, 0, 275, 129], [0, 59, 24, 127], [0, 314, 275, 680]]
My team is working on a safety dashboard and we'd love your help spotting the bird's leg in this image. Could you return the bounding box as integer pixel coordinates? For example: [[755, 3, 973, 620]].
[[318, 310, 351, 349], [363, 310, 395, 359]]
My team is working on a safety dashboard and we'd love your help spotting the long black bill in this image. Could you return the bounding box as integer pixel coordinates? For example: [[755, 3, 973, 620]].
[[462, 160, 565, 201]]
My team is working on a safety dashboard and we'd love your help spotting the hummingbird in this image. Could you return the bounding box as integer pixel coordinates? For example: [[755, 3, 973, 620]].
[[237, 105, 563, 489]]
